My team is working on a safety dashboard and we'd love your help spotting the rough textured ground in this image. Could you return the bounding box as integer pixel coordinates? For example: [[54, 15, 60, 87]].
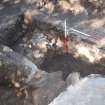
[[0, 0, 105, 105], [40, 53, 105, 80]]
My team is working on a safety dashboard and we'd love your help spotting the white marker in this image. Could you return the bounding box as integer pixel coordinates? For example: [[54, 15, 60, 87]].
[[69, 28, 90, 37], [64, 19, 67, 38]]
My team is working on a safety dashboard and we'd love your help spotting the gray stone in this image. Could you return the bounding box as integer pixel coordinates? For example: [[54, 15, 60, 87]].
[[0, 44, 48, 88], [49, 74, 105, 105]]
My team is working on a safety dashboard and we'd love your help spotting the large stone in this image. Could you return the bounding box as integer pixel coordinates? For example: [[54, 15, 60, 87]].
[[0, 44, 48, 88], [49, 74, 105, 105]]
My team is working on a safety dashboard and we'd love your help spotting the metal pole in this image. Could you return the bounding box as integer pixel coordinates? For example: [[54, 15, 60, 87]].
[[64, 19, 67, 38], [69, 28, 90, 37]]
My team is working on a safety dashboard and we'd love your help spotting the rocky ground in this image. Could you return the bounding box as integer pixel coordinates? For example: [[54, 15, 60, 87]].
[[0, 0, 105, 105]]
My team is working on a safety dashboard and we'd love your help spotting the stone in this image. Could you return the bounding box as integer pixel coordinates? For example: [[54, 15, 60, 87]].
[[0, 44, 48, 88], [49, 74, 105, 105]]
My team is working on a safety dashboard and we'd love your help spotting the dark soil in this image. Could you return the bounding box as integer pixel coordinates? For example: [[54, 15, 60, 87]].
[[40, 52, 105, 80]]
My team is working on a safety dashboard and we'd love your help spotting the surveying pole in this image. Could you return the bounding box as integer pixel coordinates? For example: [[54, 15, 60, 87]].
[[64, 19, 69, 53]]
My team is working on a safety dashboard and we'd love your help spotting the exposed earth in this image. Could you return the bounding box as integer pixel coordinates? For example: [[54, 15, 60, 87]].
[[0, 0, 105, 105]]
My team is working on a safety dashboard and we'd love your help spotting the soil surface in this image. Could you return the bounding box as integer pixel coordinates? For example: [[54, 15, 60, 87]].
[[0, 0, 105, 105], [40, 52, 105, 80]]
